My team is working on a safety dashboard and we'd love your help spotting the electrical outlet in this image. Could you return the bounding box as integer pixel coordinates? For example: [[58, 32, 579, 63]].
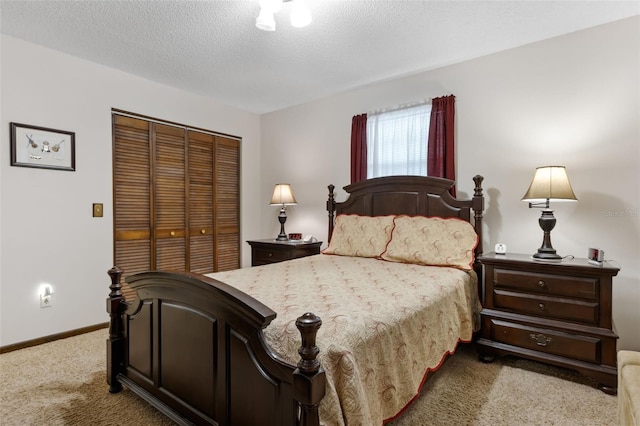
[[40, 294, 52, 308], [40, 285, 53, 308]]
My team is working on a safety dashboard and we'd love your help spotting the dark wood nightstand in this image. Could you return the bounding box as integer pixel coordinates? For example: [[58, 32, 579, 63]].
[[247, 239, 322, 267], [477, 252, 620, 394]]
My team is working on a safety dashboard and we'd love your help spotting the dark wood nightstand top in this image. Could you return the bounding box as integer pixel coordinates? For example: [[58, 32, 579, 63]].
[[247, 239, 322, 247], [478, 252, 620, 275]]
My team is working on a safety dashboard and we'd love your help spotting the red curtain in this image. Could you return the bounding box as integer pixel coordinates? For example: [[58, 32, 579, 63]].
[[427, 95, 456, 196], [350, 113, 368, 184]]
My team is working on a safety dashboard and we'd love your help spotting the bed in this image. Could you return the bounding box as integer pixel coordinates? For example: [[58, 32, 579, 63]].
[[106, 174, 485, 426]]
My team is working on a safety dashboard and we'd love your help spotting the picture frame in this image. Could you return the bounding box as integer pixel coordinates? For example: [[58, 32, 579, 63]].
[[10, 122, 76, 171]]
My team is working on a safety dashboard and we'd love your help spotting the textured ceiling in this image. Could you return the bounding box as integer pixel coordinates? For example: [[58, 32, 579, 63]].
[[1, 1, 638, 114]]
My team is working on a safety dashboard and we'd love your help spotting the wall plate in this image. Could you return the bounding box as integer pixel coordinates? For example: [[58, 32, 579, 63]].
[[93, 203, 103, 217]]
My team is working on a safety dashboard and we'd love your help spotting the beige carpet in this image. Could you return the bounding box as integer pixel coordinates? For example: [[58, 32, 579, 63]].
[[0, 329, 617, 425]]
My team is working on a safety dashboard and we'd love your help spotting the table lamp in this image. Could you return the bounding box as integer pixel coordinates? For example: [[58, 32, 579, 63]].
[[270, 183, 297, 241], [521, 166, 577, 260]]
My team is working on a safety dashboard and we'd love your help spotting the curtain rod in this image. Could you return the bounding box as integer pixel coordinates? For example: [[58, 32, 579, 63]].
[[367, 99, 431, 116]]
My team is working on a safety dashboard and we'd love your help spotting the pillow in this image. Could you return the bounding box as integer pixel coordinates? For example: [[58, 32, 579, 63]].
[[323, 214, 396, 258], [381, 215, 478, 270]]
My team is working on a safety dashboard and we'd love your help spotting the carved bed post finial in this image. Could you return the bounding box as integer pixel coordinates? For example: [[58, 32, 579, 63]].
[[327, 184, 336, 244], [473, 175, 484, 198], [107, 266, 125, 393], [296, 312, 322, 372], [108, 266, 123, 299], [294, 312, 326, 426]]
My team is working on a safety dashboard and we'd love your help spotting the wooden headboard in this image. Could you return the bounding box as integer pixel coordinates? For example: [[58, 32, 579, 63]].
[[326, 175, 485, 259]]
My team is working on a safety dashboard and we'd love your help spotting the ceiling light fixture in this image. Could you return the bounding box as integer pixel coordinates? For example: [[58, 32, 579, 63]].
[[256, 0, 311, 32]]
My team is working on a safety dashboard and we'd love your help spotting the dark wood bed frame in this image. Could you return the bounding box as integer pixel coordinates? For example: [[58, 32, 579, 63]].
[[107, 175, 484, 426]]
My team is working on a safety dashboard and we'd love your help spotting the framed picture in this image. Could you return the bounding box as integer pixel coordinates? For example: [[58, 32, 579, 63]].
[[10, 122, 76, 171]]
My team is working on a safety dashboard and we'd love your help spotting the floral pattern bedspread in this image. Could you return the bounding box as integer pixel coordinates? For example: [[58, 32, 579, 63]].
[[208, 254, 480, 426]]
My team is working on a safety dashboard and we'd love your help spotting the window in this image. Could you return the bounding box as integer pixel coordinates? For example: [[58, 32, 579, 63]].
[[366, 103, 431, 178]]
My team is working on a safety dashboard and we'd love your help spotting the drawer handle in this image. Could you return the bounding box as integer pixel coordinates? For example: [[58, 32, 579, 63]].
[[538, 303, 545, 310], [201, 229, 206, 234], [530, 333, 552, 347], [537, 280, 545, 288], [268, 253, 273, 257], [170, 231, 176, 237]]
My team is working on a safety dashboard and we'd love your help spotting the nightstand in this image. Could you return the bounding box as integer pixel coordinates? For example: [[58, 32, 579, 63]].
[[247, 239, 322, 267], [477, 252, 620, 394]]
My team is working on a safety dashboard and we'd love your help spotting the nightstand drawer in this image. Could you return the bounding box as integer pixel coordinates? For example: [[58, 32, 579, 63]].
[[247, 239, 323, 267], [253, 247, 291, 264], [494, 289, 599, 324], [291, 246, 322, 258], [494, 268, 598, 300], [490, 319, 600, 363]]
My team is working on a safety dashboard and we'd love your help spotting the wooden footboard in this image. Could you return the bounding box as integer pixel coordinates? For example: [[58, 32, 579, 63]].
[[106, 266, 326, 426]]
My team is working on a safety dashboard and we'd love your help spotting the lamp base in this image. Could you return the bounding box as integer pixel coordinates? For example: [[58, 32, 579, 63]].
[[533, 209, 562, 261], [276, 206, 289, 241], [532, 251, 562, 261]]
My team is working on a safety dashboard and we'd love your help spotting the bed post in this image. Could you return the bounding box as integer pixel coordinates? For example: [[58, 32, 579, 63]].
[[472, 175, 485, 299], [106, 266, 125, 393], [472, 175, 484, 257], [327, 184, 336, 244], [294, 312, 326, 426]]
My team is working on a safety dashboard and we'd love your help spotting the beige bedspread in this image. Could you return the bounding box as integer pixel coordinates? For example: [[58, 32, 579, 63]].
[[208, 253, 480, 426]]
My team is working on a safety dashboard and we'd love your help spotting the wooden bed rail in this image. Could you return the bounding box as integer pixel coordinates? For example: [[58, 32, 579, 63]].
[[106, 266, 326, 426]]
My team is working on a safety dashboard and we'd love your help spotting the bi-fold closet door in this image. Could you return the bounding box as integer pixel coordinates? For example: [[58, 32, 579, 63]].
[[112, 113, 240, 298]]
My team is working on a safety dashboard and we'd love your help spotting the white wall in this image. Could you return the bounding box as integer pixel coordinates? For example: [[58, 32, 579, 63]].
[[2, 17, 638, 351], [0, 35, 262, 346], [260, 17, 640, 350]]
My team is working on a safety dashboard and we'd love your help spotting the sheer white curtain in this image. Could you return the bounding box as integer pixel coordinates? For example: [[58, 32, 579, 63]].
[[366, 103, 432, 178]]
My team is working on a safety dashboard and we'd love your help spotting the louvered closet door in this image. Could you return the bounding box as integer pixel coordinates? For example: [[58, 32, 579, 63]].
[[113, 116, 152, 299], [113, 112, 241, 293], [188, 130, 215, 273], [215, 136, 240, 271], [154, 124, 187, 271], [113, 115, 153, 299]]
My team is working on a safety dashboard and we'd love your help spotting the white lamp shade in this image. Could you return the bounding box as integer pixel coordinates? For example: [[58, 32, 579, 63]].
[[290, 0, 312, 28], [522, 166, 577, 203], [256, 8, 276, 31], [270, 184, 297, 205]]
